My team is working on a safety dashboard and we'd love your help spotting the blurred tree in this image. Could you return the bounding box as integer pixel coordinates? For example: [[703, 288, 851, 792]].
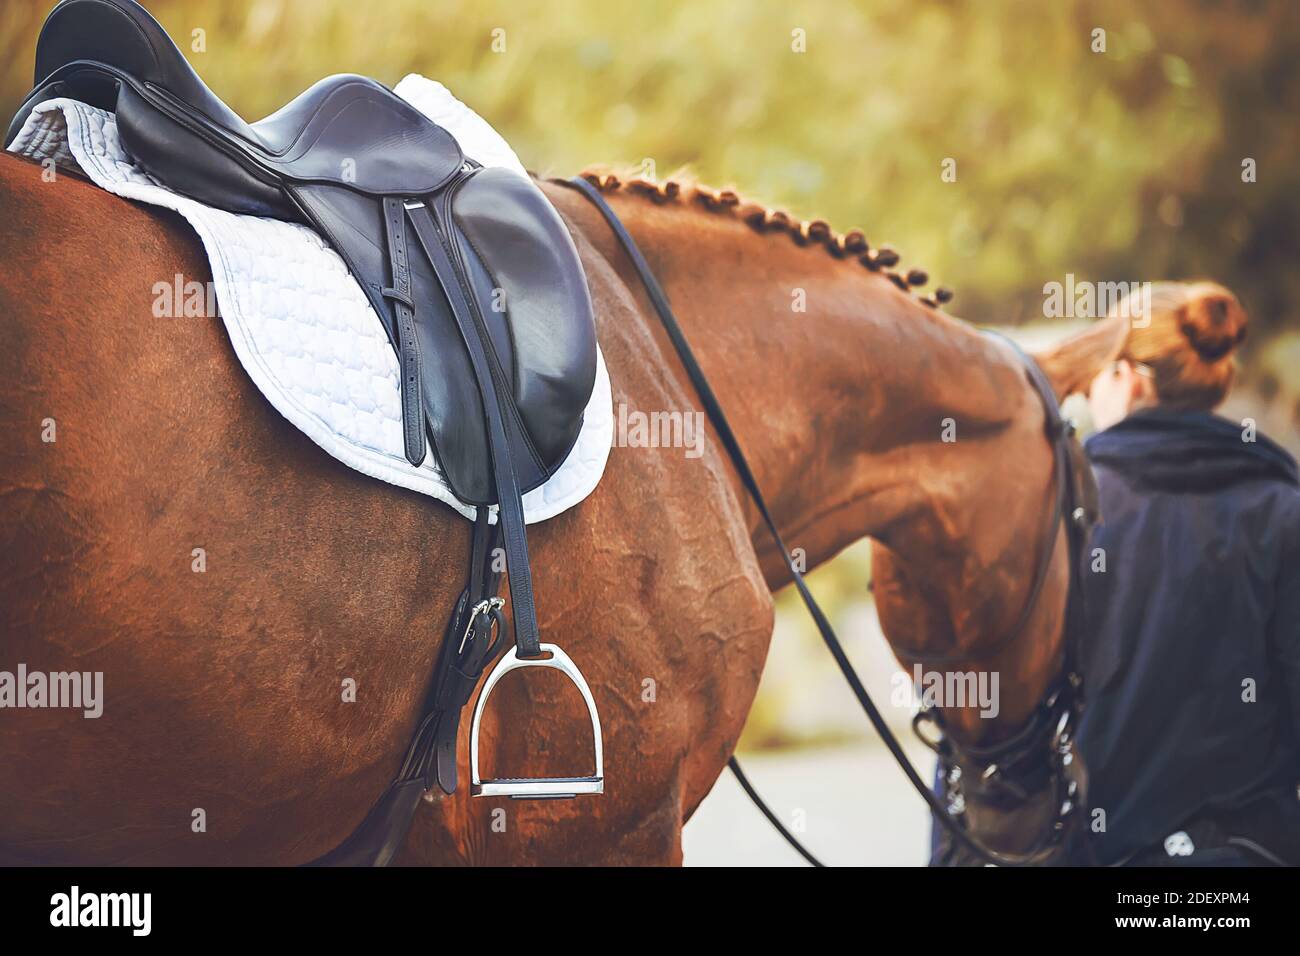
[[5, 1, 1294, 354]]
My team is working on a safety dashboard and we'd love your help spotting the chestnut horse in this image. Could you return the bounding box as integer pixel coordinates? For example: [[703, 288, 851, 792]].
[[0, 152, 1117, 864]]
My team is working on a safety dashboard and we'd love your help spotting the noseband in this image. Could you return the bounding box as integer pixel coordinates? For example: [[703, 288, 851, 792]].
[[916, 680, 1083, 865], [566, 177, 1098, 866]]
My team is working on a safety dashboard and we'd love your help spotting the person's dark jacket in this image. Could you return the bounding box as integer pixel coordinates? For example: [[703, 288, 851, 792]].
[[1075, 407, 1300, 865]]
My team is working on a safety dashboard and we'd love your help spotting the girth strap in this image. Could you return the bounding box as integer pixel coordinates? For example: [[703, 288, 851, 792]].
[[431, 513, 504, 794]]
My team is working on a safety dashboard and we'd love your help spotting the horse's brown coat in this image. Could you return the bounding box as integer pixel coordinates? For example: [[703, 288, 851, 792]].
[[0, 154, 1098, 864]]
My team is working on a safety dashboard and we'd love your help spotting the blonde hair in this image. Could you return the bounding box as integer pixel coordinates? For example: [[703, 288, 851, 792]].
[[1110, 281, 1248, 411]]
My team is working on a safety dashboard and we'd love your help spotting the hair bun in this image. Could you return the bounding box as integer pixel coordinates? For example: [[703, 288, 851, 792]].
[[1179, 290, 1247, 363]]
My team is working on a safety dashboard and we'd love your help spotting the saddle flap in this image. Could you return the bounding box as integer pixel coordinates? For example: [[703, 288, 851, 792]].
[[451, 168, 598, 471]]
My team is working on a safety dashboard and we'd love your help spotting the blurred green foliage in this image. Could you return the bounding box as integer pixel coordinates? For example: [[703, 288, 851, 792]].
[[5, 0, 1297, 351]]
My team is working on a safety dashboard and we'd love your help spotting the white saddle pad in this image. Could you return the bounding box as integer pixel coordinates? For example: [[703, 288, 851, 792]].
[[6, 76, 612, 524]]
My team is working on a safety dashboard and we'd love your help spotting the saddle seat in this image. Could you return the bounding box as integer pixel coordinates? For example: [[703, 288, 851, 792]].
[[23, 0, 464, 208]]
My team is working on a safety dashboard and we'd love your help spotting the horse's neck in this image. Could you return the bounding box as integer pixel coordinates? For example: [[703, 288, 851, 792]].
[[578, 188, 1065, 741]]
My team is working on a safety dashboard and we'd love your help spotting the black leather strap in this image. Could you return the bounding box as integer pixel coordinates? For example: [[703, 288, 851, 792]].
[[405, 199, 541, 659], [307, 512, 504, 865], [432, 512, 504, 794], [563, 175, 1083, 866], [726, 757, 823, 867], [381, 196, 427, 466]]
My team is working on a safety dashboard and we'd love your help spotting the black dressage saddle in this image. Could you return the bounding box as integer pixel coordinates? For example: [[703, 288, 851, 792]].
[[7, 0, 603, 864]]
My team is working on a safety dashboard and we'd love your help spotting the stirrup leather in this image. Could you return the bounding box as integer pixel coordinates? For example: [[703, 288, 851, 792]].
[[470, 643, 604, 799]]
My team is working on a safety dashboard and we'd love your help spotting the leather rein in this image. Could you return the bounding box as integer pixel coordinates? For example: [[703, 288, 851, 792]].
[[563, 176, 1097, 867]]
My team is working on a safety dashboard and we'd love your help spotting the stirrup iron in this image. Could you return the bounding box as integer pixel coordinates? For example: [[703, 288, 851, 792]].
[[470, 643, 604, 799]]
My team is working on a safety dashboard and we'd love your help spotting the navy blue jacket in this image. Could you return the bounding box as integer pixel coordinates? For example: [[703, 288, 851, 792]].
[[1076, 407, 1300, 864]]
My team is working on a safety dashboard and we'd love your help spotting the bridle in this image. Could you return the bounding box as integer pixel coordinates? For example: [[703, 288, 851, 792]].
[[917, 678, 1082, 866], [903, 331, 1097, 866], [564, 176, 1099, 866]]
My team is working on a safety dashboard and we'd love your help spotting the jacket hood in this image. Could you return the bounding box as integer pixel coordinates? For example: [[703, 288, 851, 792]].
[[1085, 407, 1298, 493]]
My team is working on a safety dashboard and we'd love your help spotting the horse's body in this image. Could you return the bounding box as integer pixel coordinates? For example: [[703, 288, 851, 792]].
[[0, 153, 1104, 864]]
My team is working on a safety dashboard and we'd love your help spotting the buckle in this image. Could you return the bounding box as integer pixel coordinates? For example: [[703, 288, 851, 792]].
[[469, 643, 604, 799], [459, 596, 505, 654]]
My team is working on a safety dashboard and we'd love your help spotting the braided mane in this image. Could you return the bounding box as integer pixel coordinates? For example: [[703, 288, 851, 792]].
[[576, 167, 953, 309]]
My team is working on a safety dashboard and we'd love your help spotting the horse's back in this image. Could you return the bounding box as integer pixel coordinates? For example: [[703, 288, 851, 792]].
[[0, 161, 774, 864]]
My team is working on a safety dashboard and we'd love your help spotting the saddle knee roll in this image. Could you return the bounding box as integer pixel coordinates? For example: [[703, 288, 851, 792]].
[[412, 168, 599, 507]]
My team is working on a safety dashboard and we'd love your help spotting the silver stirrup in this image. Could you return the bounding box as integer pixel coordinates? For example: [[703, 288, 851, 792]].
[[470, 643, 604, 799]]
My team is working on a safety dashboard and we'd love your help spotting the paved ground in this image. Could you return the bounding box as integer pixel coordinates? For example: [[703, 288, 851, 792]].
[[682, 738, 936, 866]]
